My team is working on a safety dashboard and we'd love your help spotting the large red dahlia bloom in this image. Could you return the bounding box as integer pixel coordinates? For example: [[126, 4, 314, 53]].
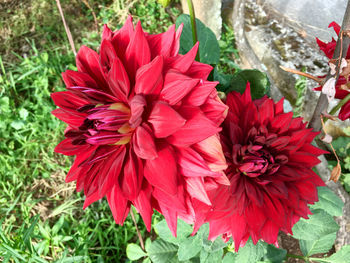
[[192, 84, 326, 251], [315, 21, 350, 120], [51, 16, 228, 233]]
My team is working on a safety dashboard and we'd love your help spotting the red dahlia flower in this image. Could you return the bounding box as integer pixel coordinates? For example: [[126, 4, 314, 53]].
[[192, 84, 326, 251], [315, 21, 350, 120], [51, 16, 228, 234]]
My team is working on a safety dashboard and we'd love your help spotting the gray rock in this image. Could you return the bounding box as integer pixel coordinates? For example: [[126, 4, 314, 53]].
[[181, 0, 222, 39]]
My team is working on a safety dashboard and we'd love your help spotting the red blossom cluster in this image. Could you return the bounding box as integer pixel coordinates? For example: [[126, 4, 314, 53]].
[[315, 22, 350, 120], [52, 17, 326, 250]]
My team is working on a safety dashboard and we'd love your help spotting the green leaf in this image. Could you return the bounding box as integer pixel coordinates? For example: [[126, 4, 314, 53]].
[[262, 245, 287, 263], [292, 210, 339, 240], [213, 66, 234, 92], [10, 120, 25, 130], [222, 252, 237, 263], [178, 235, 202, 261], [200, 249, 223, 263], [175, 14, 220, 64], [126, 243, 147, 261], [154, 219, 193, 245], [311, 187, 344, 216], [234, 239, 266, 263], [299, 232, 337, 256], [23, 214, 39, 252], [54, 256, 89, 263], [310, 245, 350, 263], [227, 69, 270, 99], [147, 239, 179, 263], [19, 108, 28, 120]]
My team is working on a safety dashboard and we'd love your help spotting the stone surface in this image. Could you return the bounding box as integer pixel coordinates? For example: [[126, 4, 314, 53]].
[[181, 0, 222, 39], [265, 0, 347, 42]]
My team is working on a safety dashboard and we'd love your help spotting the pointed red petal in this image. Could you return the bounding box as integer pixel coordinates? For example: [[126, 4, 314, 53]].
[[133, 125, 158, 160], [147, 25, 175, 58], [144, 145, 178, 195], [185, 176, 211, 205], [51, 108, 85, 128], [125, 21, 151, 79], [62, 70, 98, 90], [169, 42, 198, 73], [132, 183, 153, 231], [135, 55, 164, 95], [108, 56, 130, 102], [83, 191, 101, 209], [100, 39, 117, 74], [51, 91, 90, 112], [107, 185, 130, 225], [148, 101, 186, 138]]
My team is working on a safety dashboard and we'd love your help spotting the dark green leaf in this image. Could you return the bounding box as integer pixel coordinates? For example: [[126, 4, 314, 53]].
[[23, 214, 39, 252], [310, 187, 344, 217], [227, 69, 270, 99], [263, 244, 287, 263], [147, 239, 179, 263], [175, 14, 220, 64], [213, 66, 234, 92], [292, 210, 339, 240], [154, 219, 193, 245], [126, 243, 147, 261]]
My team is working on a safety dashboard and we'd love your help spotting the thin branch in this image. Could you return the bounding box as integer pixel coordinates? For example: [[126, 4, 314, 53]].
[[56, 0, 77, 56], [187, 0, 200, 61], [130, 208, 145, 251], [81, 0, 99, 32], [308, 0, 350, 131], [280, 66, 323, 84]]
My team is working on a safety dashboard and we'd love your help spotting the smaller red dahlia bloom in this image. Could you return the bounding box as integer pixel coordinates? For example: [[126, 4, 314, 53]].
[[192, 84, 327, 251], [52, 16, 228, 234], [315, 21, 350, 120]]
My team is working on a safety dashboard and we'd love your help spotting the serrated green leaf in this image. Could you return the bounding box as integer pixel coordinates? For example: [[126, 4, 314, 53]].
[[227, 69, 270, 99], [234, 239, 266, 263], [299, 232, 336, 257], [213, 67, 234, 92], [154, 219, 192, 245], [292, 210, 339, 240], [331, 137, 350, 159], [310, 245, 350, 263], [311, 187, 344, 217], [178, 235, 202, 261], [147, 239, 179, 263], [175, 14, 220, 64], [126, 243, 147, 261], [262, 244, 287, 263]]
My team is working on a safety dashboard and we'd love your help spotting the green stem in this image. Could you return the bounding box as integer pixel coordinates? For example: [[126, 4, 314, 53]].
[[329, 93, 350, 115], [286, 253, 306, 260], [186, 0, 200, 61]]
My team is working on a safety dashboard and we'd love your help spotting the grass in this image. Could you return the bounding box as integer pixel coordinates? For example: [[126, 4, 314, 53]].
[[0, 0, 239, 262]]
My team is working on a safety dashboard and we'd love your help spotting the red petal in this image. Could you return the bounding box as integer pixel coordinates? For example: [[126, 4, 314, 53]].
[[98, 146, 126, 197], [133, 125, 158, 160], [177, 147, 220, 177], [185, 176, 211, 205], [148, 101, 186, 138], [161, 70, 199, 105], [135, 55, 164, 95], [229, 214, 247, 252], [147, 25, 175, 58], [51, 91, 90, 112], [108, 56, 130, 102], [168, 107, 220, 147], [132, 183, 153, 231], [171, 23, 183, 57], [52, 108, 85, 128], [83, 191, 101, 209], [258, 98, 274, 125], [125, 21, 151, 80], [55, 138, 82, 155], [144, 145, 178, 195], [107, 185, 130, 225], [158, 203, 178, 236], [76, 46, 108, 90], [183, 81, 217, 106], [260, 220, 279, 244], [186, 60, 213, 79], [62, 70, 98, 90], [102, 24, 113, 41], [119, 149, 143, 200], [111, 15, 133, 61], [169, 42, 199, 73], [100, 39, 117, 74]]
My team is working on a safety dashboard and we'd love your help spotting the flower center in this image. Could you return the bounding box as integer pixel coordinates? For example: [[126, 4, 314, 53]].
[[67, 102, 134, 146]]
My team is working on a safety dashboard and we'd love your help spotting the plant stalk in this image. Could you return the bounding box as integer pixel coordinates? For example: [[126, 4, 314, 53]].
[[56, 0, 77, 56], [329, 92, 350, 115], [130, 208, 145, 251], [308, 0, 350, 131], [186, 0, 200, 61]]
